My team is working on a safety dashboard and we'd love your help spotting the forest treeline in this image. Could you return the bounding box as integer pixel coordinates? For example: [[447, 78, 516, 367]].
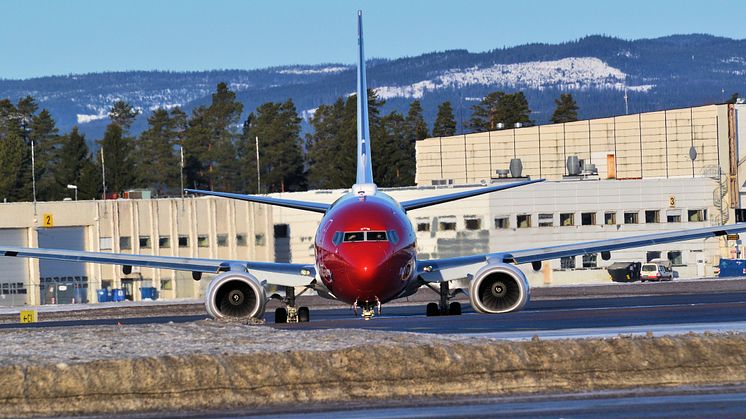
[[0, 83, 580, 202]]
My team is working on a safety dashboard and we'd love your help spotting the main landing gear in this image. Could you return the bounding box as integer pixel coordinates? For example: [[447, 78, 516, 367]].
[[274, 286, 311, 323], [425, 282, 462, 317]]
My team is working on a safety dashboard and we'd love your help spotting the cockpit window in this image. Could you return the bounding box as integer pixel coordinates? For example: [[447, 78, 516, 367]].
[[343, 232, 365, 242], [367, 231, 387, 241], [387, 229, 399, 244], [332, 232, 344, 245]]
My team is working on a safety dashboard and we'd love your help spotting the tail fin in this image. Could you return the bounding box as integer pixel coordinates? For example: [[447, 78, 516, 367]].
[[355, 10, 374, 186]]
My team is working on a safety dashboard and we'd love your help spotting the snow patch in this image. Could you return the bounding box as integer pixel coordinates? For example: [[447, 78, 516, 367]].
[[76, 113, 108, 124], [278, 66, 349, 75], [301, 107, 318, 121], [374, 57, 655, 100]]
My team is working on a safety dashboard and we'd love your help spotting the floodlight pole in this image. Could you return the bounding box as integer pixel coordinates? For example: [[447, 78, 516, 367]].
[[20, 119, 37, 216], [100, 147, 107, 200], [255, 136, 261, 194]]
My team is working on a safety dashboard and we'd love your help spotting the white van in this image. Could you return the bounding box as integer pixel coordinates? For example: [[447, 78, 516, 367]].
[[641, 259, 674, 281]]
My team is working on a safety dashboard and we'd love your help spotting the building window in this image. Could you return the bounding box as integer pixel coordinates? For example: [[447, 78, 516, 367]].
[[517, 214, 532, 228], [688, 209, 707, 222], [538, 213, 554, 227], [645, 210, 660, 223], [604, 212, 617, 225], [197, 235, 209, 247], [464, 217, 482, 230], [439, 219, 457, 231], [561, 256, 576, 269], [139, 236, 151, 249], [581, 212, 596, 226], [667, 250, 683, 266], [100, 237, 113, 251], [255, 234, 266, 246], [274, 224, 289, 238], [582, 253, 598, 268], [160, 278, 173, 290], [646, 251, 661, 262], [158, 236, 170, 248], [178, 235, 189, 248], [236, 234, 247, 246], [217, 234, 228, 247], [494, 217, 510, 229], [560, 213, 574, 226], [119, 236, 131, 250], [624, 212, 639, 224], [667, 212, 681, 223], [417, 222, 430, 232]]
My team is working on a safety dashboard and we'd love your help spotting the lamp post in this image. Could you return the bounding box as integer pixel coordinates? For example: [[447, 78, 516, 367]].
[[20, 118, 37, 215], [66, 184, 78, 201]]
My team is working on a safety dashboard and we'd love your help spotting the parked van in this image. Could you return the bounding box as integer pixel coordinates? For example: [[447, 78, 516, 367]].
[[641, 259, 674, 281]]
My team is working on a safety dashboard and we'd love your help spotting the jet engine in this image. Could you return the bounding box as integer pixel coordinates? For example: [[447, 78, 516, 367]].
[[205, 271, 267, 320], [468, 262, 530, 314]]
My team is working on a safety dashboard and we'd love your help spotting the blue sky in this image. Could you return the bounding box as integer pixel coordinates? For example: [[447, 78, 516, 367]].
[[1, 0, 745, 79]]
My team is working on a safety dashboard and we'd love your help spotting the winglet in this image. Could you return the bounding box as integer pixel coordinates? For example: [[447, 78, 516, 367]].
[[355, 10, 374, 186]]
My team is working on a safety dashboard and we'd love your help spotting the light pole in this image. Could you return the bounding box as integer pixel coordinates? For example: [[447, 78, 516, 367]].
[[20, 118, 37, 216], [67, 184, 78, 201]]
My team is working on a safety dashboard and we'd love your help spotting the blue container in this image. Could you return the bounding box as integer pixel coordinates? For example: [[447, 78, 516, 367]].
[[140, 287, 157, 300], [112, 289, 126, 302], [719, 259, 746, 277], [96, 289, 108, 303]]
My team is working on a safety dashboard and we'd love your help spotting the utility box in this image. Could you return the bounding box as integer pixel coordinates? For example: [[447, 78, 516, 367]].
[[718, 259, 746, 277]]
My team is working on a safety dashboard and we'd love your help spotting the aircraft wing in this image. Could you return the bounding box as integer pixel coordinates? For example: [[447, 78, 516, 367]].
[[0, 246, 316, 287], [417, 223, 746, 282], [400, 179, 544, 211], [185, 189, 331, 214]]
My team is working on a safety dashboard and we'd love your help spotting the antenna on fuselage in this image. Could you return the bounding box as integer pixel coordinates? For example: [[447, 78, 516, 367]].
[[354, 10, 375, 192]]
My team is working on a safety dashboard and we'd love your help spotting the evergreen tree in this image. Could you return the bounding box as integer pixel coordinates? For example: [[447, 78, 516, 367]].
[[551, 93, 579, 123], [375, 111, 415, 186], [405, 100, 429, 141], [183, 83, 243, 191], [54, 127, 94, 199], [0, 132, 24, 202], [136, 108, 180, 195], [31, 109, 62, 200], [238, 100, 305, 193], [726, 93, 741, 104], [306, 90, 384, 189], [469, 91, 532, 131], [98, 123, 134, 195], [432, 101, 457, 137], [77, 156, 102, 200], [108, 100, 140, 131]]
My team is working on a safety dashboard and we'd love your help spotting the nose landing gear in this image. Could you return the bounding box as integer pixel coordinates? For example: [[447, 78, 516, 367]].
[[425, 282, 462, 316], [353, 298, 381, 320]]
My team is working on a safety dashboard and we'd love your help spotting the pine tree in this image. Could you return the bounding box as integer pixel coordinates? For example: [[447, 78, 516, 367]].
[[31, 109, 61, 200], [726, 93, 740, 104], [432, 101, 457, 137], [375, 112, 413, 186], [0, 132, 24, 202], [108, 100, 140, 131], [238, 100, 305, 193], [469, 91, 533, 131], [136, 108, 180, 195], [405, 100, 429, 141], [54, 127, 94, 200], [551, 93, 579, 123], [98, 123, 134, 195], [77, 156, 102, 200]]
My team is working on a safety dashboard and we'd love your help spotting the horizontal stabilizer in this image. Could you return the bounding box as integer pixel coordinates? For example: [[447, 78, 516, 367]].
[[400, 179, 544, 211], [185, 189, 330, 213]]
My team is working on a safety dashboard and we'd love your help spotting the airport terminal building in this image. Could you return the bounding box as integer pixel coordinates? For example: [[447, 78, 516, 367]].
[[1, 103, 745, 306]]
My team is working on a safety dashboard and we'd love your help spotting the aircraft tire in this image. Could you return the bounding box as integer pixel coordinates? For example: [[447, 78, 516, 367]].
[[426, 302, 439, 317], [275, 307, 288, 323], [298, 306, 310, 322], [449, 302, 462, 316]]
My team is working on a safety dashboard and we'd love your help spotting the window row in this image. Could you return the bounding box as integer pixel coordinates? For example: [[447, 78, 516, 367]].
[[108, 233, 258, 250], [494, 209, 707, 229], [560, 250, 683, 269]]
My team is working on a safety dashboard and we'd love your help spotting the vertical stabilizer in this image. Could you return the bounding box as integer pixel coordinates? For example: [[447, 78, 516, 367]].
[[355, 10, 375, 187]]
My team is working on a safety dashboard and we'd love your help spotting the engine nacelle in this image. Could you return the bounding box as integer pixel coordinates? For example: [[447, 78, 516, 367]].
[[469, 262, 530, 314], [205, 271, 267, 320]]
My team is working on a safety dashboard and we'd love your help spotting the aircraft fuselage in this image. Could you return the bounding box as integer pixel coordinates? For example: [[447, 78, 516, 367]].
[[315, 192, 417, 306]]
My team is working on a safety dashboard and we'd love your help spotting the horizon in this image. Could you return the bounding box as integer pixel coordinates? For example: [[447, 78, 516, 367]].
[[1, 32, 743, 82], [1, 0, 746, 80]]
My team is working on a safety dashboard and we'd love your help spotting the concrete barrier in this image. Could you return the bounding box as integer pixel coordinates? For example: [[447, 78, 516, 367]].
[[2, 331, 746, 417]]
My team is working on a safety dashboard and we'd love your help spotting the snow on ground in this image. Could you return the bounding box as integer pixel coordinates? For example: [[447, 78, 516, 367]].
[[374, 57, 655, 100], [278, 66, 349, 75]]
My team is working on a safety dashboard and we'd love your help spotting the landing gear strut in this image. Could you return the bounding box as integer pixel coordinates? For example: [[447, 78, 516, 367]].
[[274, 286, 311, 323], [353, 298, 381, 320], [425, 282, 461, 316]]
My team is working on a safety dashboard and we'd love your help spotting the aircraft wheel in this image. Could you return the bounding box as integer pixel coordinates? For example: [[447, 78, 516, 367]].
[[426, 302, 439, 317], [448, 302, 462, 316], [275, 307, 288, 323], [298, 306, 310, 322]]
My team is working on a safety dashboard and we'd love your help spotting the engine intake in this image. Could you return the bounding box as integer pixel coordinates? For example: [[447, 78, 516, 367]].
[[469, 262, 530, 314], [205, 272, 267, 320]]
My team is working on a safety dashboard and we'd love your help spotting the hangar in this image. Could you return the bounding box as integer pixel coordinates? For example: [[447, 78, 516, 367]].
[[0, 103, 744, 306]]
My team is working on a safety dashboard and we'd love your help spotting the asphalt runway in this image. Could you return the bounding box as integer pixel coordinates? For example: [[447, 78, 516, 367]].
[[5, 291, 746, 338]]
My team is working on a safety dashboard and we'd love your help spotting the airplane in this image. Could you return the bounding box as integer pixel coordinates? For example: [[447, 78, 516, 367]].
[[3, 11, 746, 323]]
